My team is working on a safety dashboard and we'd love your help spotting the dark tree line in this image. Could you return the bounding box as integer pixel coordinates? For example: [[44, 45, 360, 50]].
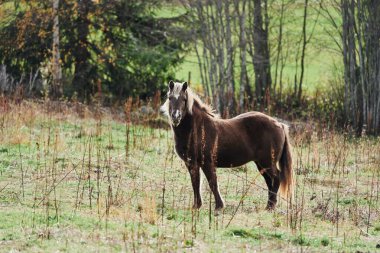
[[1, 0, 379, 134], [0, 0, 187, 101]]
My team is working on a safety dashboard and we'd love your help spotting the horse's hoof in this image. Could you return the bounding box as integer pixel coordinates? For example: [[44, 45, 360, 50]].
[[214, 207, 224, 216], [265, 205, 276, 211], [192, 202, 202, 210]]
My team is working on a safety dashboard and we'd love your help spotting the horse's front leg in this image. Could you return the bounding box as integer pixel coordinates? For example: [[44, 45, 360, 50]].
[[201, 163, 224, 214], [187, 165, 202, 209]]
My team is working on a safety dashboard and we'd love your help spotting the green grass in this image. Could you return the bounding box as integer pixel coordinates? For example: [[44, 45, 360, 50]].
[[0, 101, 379, 252], [155, 3, 186, 18]]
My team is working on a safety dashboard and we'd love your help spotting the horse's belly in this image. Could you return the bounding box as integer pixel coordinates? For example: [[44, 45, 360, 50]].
[[217, 159, 249, 168], [216, 148, 252, 168]]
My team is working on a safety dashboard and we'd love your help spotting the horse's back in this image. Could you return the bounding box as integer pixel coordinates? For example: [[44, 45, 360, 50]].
[[227, 111, 283, 131], [215, 111, 286, 167], [232, 111, 263, 119]]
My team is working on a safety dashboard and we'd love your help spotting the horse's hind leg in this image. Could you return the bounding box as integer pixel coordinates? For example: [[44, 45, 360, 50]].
[[266, 168, 280, 210], [201, 163, 224, 213], [186, 165, 202, 209], [255, 162, 280, 210]]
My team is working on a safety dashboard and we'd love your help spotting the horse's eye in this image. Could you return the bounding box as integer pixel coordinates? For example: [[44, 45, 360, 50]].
[[168, 97, 173, 101]]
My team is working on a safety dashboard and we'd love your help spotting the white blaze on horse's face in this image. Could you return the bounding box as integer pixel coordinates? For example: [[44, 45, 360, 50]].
[[168, 80, 188, 127]]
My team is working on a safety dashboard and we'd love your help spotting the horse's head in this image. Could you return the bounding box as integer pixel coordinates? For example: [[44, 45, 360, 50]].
[[166, 80, 189, 127]]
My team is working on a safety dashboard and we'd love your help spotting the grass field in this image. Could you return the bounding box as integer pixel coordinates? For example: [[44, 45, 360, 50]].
[[0, 99, 379, 252]]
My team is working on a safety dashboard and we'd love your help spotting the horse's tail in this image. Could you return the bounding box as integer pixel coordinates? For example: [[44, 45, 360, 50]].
[[279, 124, 294, 199]]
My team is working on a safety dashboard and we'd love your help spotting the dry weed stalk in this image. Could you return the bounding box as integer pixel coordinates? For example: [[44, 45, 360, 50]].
[[125, 97, 133, 158]]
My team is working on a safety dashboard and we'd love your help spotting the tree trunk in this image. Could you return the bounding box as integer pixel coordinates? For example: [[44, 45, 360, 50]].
[[51, 0, 62, 98], [214, 0, 226, 114], [252, 0, 271, 108], [235, 0, 250, 111], [225, 0, 235, 113], [362, 0, 380, 134], [72, 0, 92, 100], [297, 0, 309, 102], [342, 0, 361, 134], [341, 0, 380, 135], [273, 0, 285, 100], [191, 0, 236, 115]]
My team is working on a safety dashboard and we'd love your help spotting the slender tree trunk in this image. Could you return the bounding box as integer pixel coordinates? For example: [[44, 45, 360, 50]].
[[362, 0, 380, 134], [192, 2, 210, 98], [194, 39, 209, 97], [224, 0, 235, 113], [279, 45, 289, 102], [51, 0, 62, 98], [252, 0, 271, 107], [341, 0, 362, 135], [206, 3, 219, 111], [72, 0, 92, 100], [214, 0, 226, 114], [274, 0, 285, 100], [298, 0, 309, 102], [235, 0, 250, 110], [192, 0, 235, 115]]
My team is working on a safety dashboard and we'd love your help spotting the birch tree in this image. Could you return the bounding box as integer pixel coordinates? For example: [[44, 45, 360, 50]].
[[341, 0, 380, 135]]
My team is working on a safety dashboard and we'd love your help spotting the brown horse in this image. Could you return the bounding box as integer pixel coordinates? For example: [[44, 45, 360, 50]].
[[161, 81, 293, 213]]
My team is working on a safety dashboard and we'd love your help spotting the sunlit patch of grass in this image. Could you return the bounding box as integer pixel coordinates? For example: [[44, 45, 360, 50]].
[[227, 228, 261, 240]]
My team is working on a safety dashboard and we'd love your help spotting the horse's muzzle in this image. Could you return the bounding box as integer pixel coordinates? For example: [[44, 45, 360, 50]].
[[171, 111, 181, 126], [172, 118, 180, 127]]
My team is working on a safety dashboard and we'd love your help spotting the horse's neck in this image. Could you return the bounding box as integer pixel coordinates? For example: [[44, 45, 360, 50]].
[[173, 113, 193, 139], [172, 106, 207, 140]]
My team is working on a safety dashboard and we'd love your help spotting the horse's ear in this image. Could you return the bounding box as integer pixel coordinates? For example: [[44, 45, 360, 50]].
[[169, 80, 174, 90], [182, 82, 188, 92]]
